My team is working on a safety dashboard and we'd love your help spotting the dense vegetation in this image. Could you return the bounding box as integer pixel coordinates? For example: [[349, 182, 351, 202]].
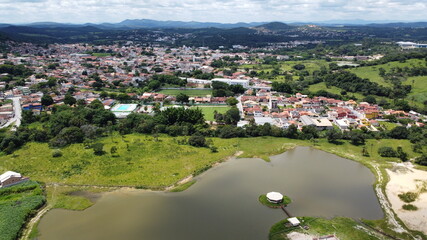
[[0, 181, 45, 240]]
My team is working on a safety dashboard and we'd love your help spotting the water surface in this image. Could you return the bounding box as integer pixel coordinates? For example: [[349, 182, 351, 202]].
[[39, 147, 383, 240]]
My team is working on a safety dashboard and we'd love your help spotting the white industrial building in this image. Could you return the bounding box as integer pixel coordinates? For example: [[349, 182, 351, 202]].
[[211, 78, 250, 88]]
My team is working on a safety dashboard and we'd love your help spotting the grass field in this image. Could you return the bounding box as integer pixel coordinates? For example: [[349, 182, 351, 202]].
[[242, 60, 328, 74], [308, 82, 365, 100], [241, 60, 328, 82], [0, 136, 310, 188], [158, 89, 212, 97], [91, 53, 111, 57], [349, 59, 426, 88], [191, 106, 231, 121], [269, 217, 380, 240], [0, 181, 45, 240], [0, 136, 418, 188], [407, 76, 427, 107]]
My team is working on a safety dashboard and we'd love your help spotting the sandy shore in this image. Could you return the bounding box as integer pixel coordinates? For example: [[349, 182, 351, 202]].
[[386, 162, 427, 234]]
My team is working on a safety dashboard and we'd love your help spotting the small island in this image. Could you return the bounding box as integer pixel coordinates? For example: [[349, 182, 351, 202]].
[[259, 192, 292, 208]]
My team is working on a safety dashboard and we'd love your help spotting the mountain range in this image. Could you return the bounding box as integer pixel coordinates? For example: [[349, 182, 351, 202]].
[[1, 19, 427, 30]]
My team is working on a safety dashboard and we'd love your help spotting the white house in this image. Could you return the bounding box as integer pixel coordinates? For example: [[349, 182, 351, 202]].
[[0, 171, 28, 188], [287, 217, 301, 227], [335, 119, 350, 131]]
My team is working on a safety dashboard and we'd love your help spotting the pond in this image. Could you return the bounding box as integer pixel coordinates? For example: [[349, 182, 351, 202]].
[[38, 147, 383, 240]]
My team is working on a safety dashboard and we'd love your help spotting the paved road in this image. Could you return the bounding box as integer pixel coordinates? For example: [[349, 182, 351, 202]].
[[0, 97, 22, 130], [236, 95, 244, 117]]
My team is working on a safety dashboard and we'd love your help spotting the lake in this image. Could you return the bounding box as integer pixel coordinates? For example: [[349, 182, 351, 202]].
[[38, 147, 383, 240]]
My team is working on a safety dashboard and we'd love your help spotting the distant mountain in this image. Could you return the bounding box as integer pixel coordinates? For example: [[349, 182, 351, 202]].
[[22, 22, 83, 28], [254, 22, 293, 31], [113, 19, 266, 29], [1, 19, 426, 30], [367, 22, 427, 28], [0, 25, 107, 43]]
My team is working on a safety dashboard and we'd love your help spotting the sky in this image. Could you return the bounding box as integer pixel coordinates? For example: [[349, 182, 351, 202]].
[[0, 0, 426, 24]]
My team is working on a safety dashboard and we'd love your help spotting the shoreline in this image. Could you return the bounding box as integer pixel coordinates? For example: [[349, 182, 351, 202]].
[[20, 144, 426, 240], [20, 150, 245, 239], [386, 163, 427, 235]]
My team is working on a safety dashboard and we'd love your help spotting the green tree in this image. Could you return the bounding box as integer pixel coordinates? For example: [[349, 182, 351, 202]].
[[41, 95, 54, 107], [389, 126, 409, 139], [224, 107, 240, 125], [176, 93, 189, 104], [226, 97, 238, 106], [349, 131, 365, 145], [100, 91, 108, 99], [64, 94, 77, 106], [396, 146, 408, 162], [301, 126, 319, 140], [378, 146, 397, 157], [326, 128, 342, 143], [363, 95, 377, 104], [415, 154, 427, 166]]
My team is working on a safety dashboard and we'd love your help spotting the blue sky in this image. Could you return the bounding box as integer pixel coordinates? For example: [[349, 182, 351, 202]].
[[0, 0, 426, 24]]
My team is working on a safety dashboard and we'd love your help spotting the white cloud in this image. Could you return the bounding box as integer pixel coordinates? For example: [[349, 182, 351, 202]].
[[0, 0, 425, 23]]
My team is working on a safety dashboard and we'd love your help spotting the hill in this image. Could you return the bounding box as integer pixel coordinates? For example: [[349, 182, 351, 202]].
[[255, 22, 293, 31], [114, 19, 265, 29]]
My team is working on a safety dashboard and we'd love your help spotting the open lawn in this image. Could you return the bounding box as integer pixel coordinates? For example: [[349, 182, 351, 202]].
[[407, 76, 427, 107], [191, 106, 231, 121], [158, 89, 212, 97], [308, 82, 365, 100], [349, 59, 426, 88], [91, 53, 111, 57]]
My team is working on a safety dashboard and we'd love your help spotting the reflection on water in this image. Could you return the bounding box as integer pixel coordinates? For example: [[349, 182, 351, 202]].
[[38, 147, 383, 240]]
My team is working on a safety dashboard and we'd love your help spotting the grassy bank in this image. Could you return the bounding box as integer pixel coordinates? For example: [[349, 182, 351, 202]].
[[170, 180, 196, 192], [269, 138, 426, 240], [0, 181, 45, 240], [0, 136, 312, 188], [269, 217, 380, 240], [0, 136, 418, 189]]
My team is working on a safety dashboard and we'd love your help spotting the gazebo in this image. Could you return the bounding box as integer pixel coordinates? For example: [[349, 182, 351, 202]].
[[266, 192, 283, 203]]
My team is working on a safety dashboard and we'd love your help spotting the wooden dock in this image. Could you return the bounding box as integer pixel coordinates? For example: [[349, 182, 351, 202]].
[[280, 205, 292, 218]]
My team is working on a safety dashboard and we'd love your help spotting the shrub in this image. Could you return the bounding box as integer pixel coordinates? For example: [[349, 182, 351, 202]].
[[402, 204, 418, 211], [396, 146, 408, 162], [210, 145, 218, 153], [398, 192, 418, 203], [110, 146, 118, 154], [415, 154, 427, 166], [92, 143, 105, 155], [188, 135, 206, 147], [52, 149, 63, 158], [378, 146, 396, 157]]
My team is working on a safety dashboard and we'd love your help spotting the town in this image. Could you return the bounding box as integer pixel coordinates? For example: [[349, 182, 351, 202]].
[[1, 27, 427, 240], [0, 42, 425, 134]]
